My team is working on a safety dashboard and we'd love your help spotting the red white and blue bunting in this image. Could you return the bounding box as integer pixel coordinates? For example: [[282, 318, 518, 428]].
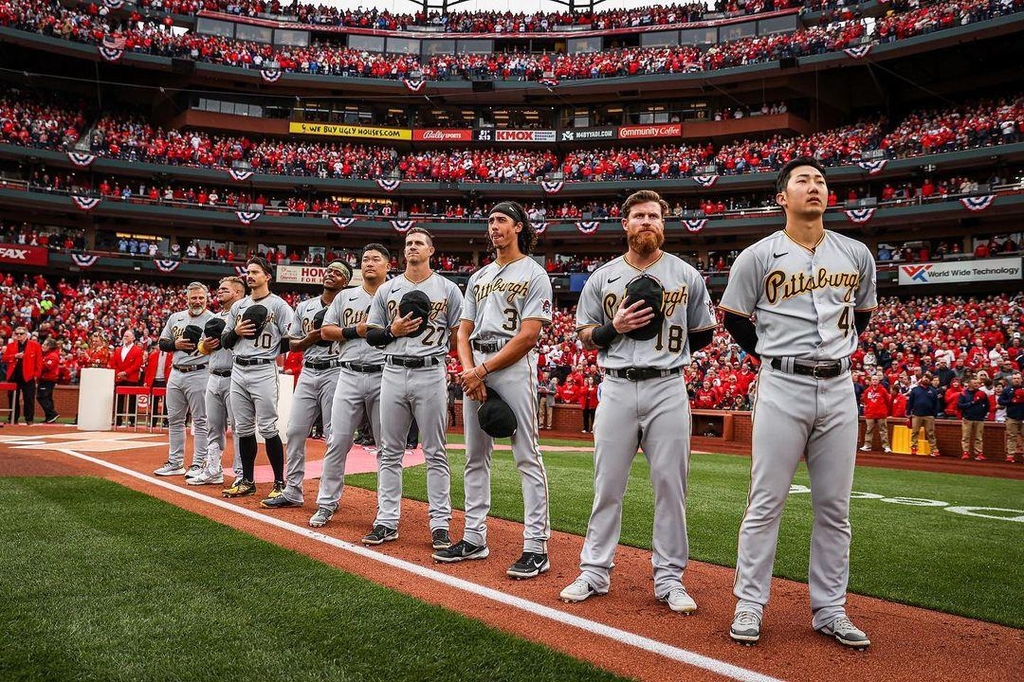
[[71, 253, 99, 268], [538, 78, 560, 87], [72, 195, 101, 211], [403, 78, 426, 93], [233, 265, 247, 276], [330, 216, 355, 230], [857, 159, 888, 174], [540, 180, 564, 194], [260, 68, 282, 83], [103, 0, 125, 8], [391, 219, 415, 233], [376, 178, 401, 192], [692, 175, 718, 188], [534, 221, 548, 235], [227, 169, 253, 182], [682, 219, 707, 233], [154, 259, 181, 273], [575, 221, 600, 234], [844, 45, 873, 60], [844, 207, 876, 224], [98, 46, 123, 62], [236, 211, 261, 225], [67, 152, 97, 167], [960, 195, 995, 212]]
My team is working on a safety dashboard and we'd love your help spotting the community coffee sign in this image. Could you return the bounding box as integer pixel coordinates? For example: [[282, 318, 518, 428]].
[[275, 264, 363, 287], [898, 257, 1022, 286], [0, 243, 48, 267], [412, 129, 473, 142], [288, 122, 412, 140], [617, 123, 682, 139]]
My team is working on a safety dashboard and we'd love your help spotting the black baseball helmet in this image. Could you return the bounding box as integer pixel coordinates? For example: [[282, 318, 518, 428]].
[[398, 290, 431, 338], [312, 308, 333, 347], [478, 389, 517, 438], [203, 317, 226, 340], [623, 274, 665, 341], [181, 324, 203, 345], [242, 304, 269, 336]]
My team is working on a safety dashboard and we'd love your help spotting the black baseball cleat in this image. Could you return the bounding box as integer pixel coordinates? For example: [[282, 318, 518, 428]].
[[431, 528, 452, 550], [361, 524, 398, 545], [432, 540, 489, 563], [506, 552, 550, 579], [260, 495, 302, 509]]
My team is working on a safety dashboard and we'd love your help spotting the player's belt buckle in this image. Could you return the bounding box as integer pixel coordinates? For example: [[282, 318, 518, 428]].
[[812, 363, 839, 379], [624, 368, 641, 382]]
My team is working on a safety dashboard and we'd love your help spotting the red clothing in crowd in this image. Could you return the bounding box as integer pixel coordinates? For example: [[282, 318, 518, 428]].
[[109, 343, 144, 384], [144, 349, 174, 386], [39, 348, 60, 382], [943, 384, 962, 418], [3, 338, 43, 381], [557, 381, 579, 404], [861, 386, 891, 419], [891, 391, 908, 417], [578, 384, 599, 410]]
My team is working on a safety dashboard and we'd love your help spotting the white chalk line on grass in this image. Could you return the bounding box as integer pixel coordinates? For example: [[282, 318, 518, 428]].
[[55, 447, 780, 682]]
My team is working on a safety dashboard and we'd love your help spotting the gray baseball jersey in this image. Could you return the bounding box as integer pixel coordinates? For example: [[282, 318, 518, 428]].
[[570, 251, 716, 602], [367, 273, 464, 358], [207, 310, 234, 373], [324, 286, 385, 365], [719, 229, 877, 360], [295, 295, 340, 361], [459, 256, 553, 554], [223, 294, 297, 361], [720, 229, 877, 631], [159, 309, 216, 368], [368, 272, 464, 537], [577, 253, 718, 367]]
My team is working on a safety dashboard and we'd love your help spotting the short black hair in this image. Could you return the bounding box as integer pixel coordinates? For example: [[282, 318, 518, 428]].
[[247, 256, 274, 277], [776, 156, 827, 194], [362, 243, 390, 261]]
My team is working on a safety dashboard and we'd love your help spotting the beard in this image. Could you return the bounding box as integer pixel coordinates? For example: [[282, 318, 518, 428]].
[[189, 305, 206, 316], [628, 229, 664, 257]]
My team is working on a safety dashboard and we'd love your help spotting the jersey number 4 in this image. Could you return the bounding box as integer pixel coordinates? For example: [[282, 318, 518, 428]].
[[838, 305, 853, 337]]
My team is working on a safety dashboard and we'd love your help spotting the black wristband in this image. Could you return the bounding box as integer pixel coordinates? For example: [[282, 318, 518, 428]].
[[591, 322, 620, 348], [342, 326, 360, 341], [158, 338, 176, 352]]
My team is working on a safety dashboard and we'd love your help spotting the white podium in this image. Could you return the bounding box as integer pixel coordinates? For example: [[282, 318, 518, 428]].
[[78, 368, 115, 431], [257, 372, 294, 444]]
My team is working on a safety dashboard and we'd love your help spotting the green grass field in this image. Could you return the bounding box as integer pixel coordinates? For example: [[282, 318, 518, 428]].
[[349, 441, 1024, 628], [0, 477, 627, 682]]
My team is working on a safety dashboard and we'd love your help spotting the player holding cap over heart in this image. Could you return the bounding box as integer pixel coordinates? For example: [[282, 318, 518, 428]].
[[560, 189, 717, 611], [432, 200, 554, 579]]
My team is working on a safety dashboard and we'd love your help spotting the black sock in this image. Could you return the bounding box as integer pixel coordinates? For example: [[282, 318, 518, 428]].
[[265, 435, 284, 482], [240, 435, 258, 481]]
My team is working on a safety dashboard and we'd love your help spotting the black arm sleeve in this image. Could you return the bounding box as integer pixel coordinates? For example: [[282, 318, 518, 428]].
[[221, 329, 239, 349], [854, 310, 872, 335], [158, 338, 176, 352], [687, 328, 715, 353], [279, 338, 291, 354], [365, 327, 395, 348], [342, 326, 360, 341], [723, 312, 760, 360], [590, 322, 619, 349]]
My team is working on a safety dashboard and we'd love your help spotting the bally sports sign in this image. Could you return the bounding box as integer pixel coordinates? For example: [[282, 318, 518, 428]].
[[0, 243, 49, 267], [275, 264, 363, 287], [898, 257, 1022, 286]]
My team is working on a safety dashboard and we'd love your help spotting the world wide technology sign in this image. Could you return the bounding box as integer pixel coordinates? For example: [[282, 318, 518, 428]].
[[898, 257, 1022, 285]]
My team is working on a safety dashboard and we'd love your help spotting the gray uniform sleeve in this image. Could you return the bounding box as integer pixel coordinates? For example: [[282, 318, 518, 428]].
[[367, 285, 390, 329], [275, 298, 297, 338], [445, 282, 464, 329], [523, 267, 553, 323], [686, 270, 718, 332], [576, 273, 605, 329], [223, 302, 239, 334], [323, 292, 345, 328], [159, 316, 175, 344], [459, 272, 478, 324], [855, 247, 878, 311], [719, 247, 762, 317]]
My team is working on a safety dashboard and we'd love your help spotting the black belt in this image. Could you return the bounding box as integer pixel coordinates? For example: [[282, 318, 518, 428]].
[[234, 357, 275, 367], [770, 358, 844, 379], [340, 361, 383, 373], [387, 355, 442, 368], [472, 339, 505, 353], [173, 364, 208, 374], [605, 367, 681, 382], [304, 359, 340, 370], [211, 369, 232, 377]]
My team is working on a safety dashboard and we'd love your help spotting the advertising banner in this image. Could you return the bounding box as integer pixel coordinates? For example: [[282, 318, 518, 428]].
[[617, 123, 682, 139], [559, 127, 618, 142], [275, 264, 363, 287], [288, 122, 412, 140], [0, 243, 48, 267], [898, 258, 1022, 286], [476, 129, 557, 143], [412, 129, 474, 142]]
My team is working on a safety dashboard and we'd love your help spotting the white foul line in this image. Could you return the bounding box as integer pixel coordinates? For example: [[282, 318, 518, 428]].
[[55, 447, 782, 682]]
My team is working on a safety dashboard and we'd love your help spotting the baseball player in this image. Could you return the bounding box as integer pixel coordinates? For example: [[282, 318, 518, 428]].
[[362, 228, 463, 550], [153, 282, 215, 478], [432, 201, 553, 578], [261, 261, 350, 509], [308, 244, 390, 527], [720, 157, 877, 649], [189, 275, 246, 486], [220, 257, 298, 499], [559, 190, 716, 611]]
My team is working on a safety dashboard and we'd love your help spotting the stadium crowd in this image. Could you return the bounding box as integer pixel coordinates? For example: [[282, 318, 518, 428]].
[[0, 0, 1019, 82]]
